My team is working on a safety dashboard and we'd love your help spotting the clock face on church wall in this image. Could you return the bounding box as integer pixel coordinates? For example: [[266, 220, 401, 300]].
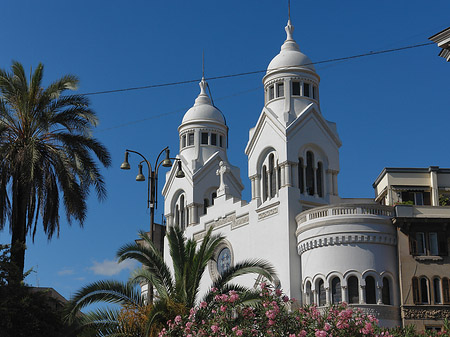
[[217, 247, 231, 275]]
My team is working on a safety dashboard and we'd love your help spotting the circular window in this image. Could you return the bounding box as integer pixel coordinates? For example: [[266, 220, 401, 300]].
[[209, 241, 233, 280], [217, 247, 231, 275]]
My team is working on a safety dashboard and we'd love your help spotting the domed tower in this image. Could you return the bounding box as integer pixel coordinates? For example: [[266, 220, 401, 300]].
[[264, 19, 320, 125], [163, 78, 243, 230], [246, 18, 341, 210]]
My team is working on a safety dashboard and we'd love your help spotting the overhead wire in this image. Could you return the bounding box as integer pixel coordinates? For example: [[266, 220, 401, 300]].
[[81, 41, 434, 97], [91, 40, 435, 133]]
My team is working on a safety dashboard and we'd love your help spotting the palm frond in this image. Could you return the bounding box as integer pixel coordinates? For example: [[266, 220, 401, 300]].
[[65, 280, 142, 323]]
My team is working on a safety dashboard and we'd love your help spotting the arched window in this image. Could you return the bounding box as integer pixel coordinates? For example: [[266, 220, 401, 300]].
[[305, 281, 312, 305], [175, 205, 179, 227], [269, 154, 276, 198], [442, 277, 450, 304], [306, 151, 315, 196], [180, 195, 185, 231], [262, 165, 268, 201], [382, 277, 391, 305], [413, 277, 430, 304], [348, 276, 359, 304], [298, 158, 304, 193], [434, 278, 441, 304], [331, 277, 341, 304], [365, 276, 376, 304], [203, 198, 209, 215], [211, 192, 217, 205], [277, 163, 281, 191], [317, 162, 323, 198], [420, 277, 429, 304], [318, 279, 326, 306]]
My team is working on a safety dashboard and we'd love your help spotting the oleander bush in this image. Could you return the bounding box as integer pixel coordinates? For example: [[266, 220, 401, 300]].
[[158, 283, 449, 337]]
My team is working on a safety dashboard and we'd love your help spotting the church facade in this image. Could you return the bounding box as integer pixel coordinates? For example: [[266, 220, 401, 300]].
[[161, 19, 450, 330]]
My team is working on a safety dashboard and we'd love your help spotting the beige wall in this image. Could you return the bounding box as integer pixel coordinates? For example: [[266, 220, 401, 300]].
[[397, 224, 450, 330]]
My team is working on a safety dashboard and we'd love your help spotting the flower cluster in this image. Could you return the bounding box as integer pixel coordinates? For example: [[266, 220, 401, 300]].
[[158, 284, 449, 337]]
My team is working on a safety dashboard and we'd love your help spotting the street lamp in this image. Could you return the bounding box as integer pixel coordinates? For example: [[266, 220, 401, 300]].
[[120, 147, 184, 302], [120, 146, 184, 240]]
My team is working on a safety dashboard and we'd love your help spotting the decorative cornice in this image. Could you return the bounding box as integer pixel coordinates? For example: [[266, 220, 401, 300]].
[[193, 212, 250, 241], [298, 233, 397, 255], [402, 306, 450, 320]]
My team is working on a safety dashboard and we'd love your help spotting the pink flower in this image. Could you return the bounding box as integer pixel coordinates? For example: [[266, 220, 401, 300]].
[[315, 330, 327, 337], [200, 301, 207, 308], [211, 325, 219, 333], [174, 315, 182, 324]]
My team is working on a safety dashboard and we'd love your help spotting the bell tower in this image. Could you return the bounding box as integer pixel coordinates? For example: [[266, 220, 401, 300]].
[[163, 78, 243, 230]]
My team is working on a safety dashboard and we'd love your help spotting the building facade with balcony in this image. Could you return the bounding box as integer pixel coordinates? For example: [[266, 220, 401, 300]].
[[374, 168, 450, 331], [161, 17, 450, 330]]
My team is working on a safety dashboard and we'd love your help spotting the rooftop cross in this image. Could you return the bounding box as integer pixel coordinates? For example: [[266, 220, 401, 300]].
[[216, 161, 230, 196]]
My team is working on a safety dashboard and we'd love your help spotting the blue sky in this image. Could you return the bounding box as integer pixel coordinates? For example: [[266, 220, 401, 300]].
[[0, 0, 449, 301]]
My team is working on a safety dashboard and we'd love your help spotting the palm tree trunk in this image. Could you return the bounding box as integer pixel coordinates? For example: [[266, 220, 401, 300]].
[[9, 177, 28, 285]]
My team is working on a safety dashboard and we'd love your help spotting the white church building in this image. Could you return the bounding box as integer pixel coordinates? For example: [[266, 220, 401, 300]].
[[160, 18, 450, 329]]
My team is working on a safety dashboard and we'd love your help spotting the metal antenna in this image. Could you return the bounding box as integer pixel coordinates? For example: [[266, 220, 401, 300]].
[[288, 0, 291, 21], [202, 50, 205, 79]]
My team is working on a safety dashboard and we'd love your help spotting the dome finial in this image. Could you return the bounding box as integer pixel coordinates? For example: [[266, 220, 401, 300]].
[[285, 0, 294, 40], [195, 52, 211, 106], [288, 0, 291, 22]]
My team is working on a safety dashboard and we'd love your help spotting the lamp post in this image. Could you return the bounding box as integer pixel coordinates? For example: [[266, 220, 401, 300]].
[[120, 146, 184, 301]]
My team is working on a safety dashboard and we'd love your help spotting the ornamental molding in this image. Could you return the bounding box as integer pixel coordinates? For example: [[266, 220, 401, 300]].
[[402, 306, 450, 320], [256, 201, 280, 221], [298, 233, 397, 254], [264, 76, 319, 88], [258, 207, 279, 221], [193, 212, 250, 241], [349, 305, 400, 321]]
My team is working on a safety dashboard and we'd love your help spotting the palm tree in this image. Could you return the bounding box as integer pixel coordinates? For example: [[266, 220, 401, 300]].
[[0, 61, 111, 283], [66, 226, 276, 336]]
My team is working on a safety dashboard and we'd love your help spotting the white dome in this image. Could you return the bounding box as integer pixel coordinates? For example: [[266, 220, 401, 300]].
[[181, 78, 225, 125], [182, 103, 225, 124], [266, 20, 316, 73], [268, 48, 315, 73]]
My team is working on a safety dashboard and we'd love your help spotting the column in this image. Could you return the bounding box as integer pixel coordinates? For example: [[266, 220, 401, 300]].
[[313, 290, 318, 305], [326, 169, 333, 196], [280, 164, 286, 187], [325, 287, 331, 305], [250, 175, 256, 200], [430, 166, 439, 206], [342, 285, 348, 303], [313, 166, 318, 197], [303, 164, 307, 195], [187, 203, 196, 226], [377, 285, 383, 305], [165, 214, 173, 227], [253, 174, 261, 203], [284, 162, 292, 187], [291, 162, 298, 188], [333, 172, 338, 196], [360, 285, 366, 304]]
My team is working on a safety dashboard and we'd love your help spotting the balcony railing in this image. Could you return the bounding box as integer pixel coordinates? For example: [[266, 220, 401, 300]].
[[297, 204, 394, 225]]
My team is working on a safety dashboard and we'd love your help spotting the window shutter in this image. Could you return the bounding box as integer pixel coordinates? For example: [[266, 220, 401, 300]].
[[443, 278, 450, 304], [412, 278, 420, 304], [409, 235, 418, 255], [438, 235, 448, 256]]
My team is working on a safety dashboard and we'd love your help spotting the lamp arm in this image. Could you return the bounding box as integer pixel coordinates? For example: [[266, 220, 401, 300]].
[[126, 149, 153, 172], [154, 146, 169, 171]]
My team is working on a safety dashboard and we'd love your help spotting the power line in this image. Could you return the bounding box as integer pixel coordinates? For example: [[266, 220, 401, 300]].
[[95, 86, 261, 133], [80, 41, 434, 97]]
